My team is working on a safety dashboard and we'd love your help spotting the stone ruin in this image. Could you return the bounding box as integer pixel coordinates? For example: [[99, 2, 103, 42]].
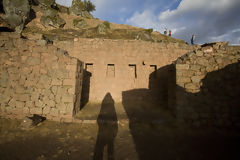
[[0, 31, 239, 129], [0, 1, 239, 129], [175, 42, 240, 127]]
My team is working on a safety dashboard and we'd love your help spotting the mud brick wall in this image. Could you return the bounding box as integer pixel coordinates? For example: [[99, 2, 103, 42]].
[[0, 33, 83, 121], [175, 42, 240, 128]]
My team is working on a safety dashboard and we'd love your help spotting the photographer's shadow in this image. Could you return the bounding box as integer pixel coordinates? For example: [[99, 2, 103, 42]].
[[93, 93, 118, 160]]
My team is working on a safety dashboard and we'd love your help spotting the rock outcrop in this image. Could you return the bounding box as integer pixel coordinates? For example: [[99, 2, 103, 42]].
[[40, 7, 66, 28], [2, 0, 30, 33], [70, 0, 93, 18], [73, 18, 87, 29]]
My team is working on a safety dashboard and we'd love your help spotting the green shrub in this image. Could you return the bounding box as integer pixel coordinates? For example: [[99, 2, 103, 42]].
[[83, 0, 95, 12], [103, 21, 110, 29]]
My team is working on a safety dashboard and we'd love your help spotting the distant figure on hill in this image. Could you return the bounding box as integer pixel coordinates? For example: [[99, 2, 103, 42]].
[[169, 30, 172, 36], [191, 34, 195, 45], [164, 28, 167, 35]]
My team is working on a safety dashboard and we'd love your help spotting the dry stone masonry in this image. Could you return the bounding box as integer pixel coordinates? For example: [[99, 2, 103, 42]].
[[0, 33, 83, 121], [175, 42, 240, 128]]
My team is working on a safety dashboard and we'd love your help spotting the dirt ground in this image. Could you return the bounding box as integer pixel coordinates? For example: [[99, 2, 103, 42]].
[[0, 117, 239, 160]]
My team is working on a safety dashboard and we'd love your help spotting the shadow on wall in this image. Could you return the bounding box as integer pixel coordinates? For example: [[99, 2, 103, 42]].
[[73, 60, 83, 115], [0, 1, 3, 13], [121, 64, 178, 160], [122, 62, 240, 160], [122, 64, 176, 122], [80, 69, 92, 110], [93, 93, 118, 160], [177, 62, 240, 128]]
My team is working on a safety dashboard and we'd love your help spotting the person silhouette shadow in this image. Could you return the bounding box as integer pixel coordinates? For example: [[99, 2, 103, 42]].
[[93, 93, 118, 160]]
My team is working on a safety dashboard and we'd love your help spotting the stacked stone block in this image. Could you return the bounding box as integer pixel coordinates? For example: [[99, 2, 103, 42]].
[[175, 42, 240, 128], [0, 33, 83, 121]]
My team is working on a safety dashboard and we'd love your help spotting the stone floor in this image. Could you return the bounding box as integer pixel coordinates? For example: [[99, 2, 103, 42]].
[[0, 117, 240, 160]]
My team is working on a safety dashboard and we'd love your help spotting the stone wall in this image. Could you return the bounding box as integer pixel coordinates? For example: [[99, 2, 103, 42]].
[[58, 38, 194, 103], [0, 33, 83, 121], [175, 42, 240, 128]]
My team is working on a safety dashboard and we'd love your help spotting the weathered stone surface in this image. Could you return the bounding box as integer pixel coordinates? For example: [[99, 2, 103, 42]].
[[43, 106, 50, 114], [40, 15, 66, 28], [50, 108, 59, 116], [185, 83, 200, 90], [22, 107, 29, 114], [30, 107, 43, 115], [15, 94, 30, 102], [63, 79, 75, 86], [48, 69, 68, 79], [177, 77, 191, 83], [35, 100, 45, 108], [39, 75, 51, 85], [197, 58, 208, 66], [16, 101, 25, 108], [0, 70, 9, 88], [190, 64, 201, 71], [73, 18, 87, 28], [202, 46, 213, 53], [25, 101, 34, 108], [191, 75, 204, 83], [61, 94, 73, 103], [40, 7, 66, 29], [3, 0, 30, 33], [70, 0, 93, 18], [36, 40, 47, 46], [195, 51, 203, 56], [176, 64, 189, 70], [26, 57, 41, 66], [46, 100, 55, 107], [97, 23, 108, 35]]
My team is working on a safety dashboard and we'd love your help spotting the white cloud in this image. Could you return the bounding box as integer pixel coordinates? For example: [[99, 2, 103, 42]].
[[126, 10, 158, 29], [127, 0, 240, 44]]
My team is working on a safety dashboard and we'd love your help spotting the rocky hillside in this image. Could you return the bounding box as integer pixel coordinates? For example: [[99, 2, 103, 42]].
[[0, 0, 186, 44]]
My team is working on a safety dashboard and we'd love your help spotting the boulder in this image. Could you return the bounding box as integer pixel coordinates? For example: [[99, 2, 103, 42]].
[[3, 0, 30, 33], [40, 7, 66, 28], [43, 7, 58, 17], [20, 114, 46, 129], [79, 10, 93, 18], [97, 23, 108, 35], [135, 31, 155, 42], [0, 16, 11, 29], [73, 18, 87, 28], [40, 15, 66, 28]]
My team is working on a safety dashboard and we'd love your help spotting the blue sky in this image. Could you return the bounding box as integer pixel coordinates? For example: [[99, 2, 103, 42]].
[[56, 0, 240, 44]]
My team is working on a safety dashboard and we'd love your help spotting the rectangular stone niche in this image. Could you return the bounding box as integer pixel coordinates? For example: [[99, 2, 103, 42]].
[[129, 64, 137, 78], [150, 65, 157, 78], [85, 63, 93, 74], [107, 64, 115, 77]]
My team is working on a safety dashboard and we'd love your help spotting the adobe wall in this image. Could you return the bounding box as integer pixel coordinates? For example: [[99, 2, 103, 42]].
[[0, 33, 83, 121], [60, 38, 194, 102], [175, 42, 240, 128]]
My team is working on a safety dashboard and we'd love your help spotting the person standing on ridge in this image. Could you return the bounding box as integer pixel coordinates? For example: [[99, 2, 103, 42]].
[[164, 28, 167, 35], [191, 34, 195, 45], [169, 30, 172, 36]]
